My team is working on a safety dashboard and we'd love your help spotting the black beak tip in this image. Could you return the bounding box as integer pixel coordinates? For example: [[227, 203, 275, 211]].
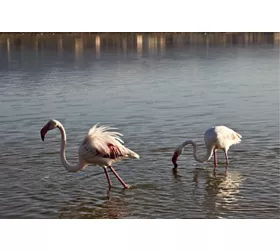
[[41, 134, 44, 141], [173, 163, 178, 169]]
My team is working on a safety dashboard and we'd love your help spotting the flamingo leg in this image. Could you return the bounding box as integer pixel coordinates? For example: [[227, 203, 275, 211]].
[[109, 166, 129, 189], [213, 150, 218, 170], [224, 150, 229, 175], [103, 167, 112, 188], [213, 150, 218, 177]]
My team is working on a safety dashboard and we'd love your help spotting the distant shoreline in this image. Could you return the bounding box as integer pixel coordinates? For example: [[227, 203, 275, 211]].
[[0, 32, 278, 39], [0, 32, 276, 35], [0, 32, 278, 46]]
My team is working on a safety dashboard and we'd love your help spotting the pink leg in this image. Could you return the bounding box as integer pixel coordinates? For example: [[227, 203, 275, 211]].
[[213, 150, 218, 177], [109, 166, 129, 189], [103, 167, 112, 188], [224, 150, 229, 175], [213, 150, 218, 171]]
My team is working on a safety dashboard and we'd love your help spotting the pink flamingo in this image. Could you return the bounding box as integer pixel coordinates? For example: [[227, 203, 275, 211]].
[[171, 126, 242, 174], [40, 119, 139, 189]]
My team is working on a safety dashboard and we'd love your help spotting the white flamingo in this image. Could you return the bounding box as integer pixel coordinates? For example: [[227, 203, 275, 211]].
[[171, 126, 242, 174], [40, 119, 139, 189]]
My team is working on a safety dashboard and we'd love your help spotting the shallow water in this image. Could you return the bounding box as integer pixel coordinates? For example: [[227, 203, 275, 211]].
[[0, 34, 279, 218]]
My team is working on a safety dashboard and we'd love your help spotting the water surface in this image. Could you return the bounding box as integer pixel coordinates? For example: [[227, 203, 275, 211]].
[[0, 34, 279, 218]]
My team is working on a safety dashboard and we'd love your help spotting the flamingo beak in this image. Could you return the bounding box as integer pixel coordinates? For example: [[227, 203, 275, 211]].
[[40, 124, 49, 141], [172, 152, 179, 168]]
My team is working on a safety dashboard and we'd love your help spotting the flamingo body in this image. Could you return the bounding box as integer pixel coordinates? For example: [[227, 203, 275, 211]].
[[204, 126, 242, 151], [172, 125, 242, 174], [40, 119, 139, 189], [78, 123, 139, 167]]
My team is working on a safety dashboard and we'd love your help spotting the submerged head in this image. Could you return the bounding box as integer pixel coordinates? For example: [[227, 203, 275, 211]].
[[171, 147, 183, 168], [40, 119, 60, 141]]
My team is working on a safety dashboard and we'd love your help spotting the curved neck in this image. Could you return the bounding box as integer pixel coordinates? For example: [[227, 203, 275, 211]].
[[57, 124, 87, 172], [180, 140, 213, 163]]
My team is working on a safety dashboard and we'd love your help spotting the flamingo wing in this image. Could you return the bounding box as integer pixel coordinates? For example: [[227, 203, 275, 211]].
[[79, 124, 132, 160], [216, 126, 242, 145]]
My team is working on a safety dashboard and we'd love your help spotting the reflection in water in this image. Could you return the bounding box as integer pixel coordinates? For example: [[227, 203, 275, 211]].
[[206, 35, 209, 57], [6, 38, 10, 63], [74, 38, 83, 61], [174, 34, 183, 48], [136, 35, 142, 57], [59, 192, 129, 219], [172, 167, 183, 182], [0, 33, 278, 61], [34, 36, 39, 64], [148, 35, 157, 55], [34, 36, 38, 51], [159, 35, 165, 56], [122, 38, 127, 58], [95, 35, 100, 59], [192, 168, 245, 218], [274, 32, 280, 43], [57, 35, 63, 53]]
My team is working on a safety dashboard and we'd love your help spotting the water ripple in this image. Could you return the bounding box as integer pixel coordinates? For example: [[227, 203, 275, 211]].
[[0, 43, 279, 218]]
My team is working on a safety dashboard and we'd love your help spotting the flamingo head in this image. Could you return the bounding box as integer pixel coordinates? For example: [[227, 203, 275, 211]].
[[40, 119, 60, 141], [171, 148, 182, 168]]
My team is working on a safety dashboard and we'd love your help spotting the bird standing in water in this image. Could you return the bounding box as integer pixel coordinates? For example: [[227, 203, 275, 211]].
[[171, 126, 242, 175], [40, 119, 139, 189]]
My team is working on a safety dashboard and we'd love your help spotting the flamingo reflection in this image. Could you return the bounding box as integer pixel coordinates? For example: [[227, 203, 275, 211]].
[[59, 193, 129, 219], [192, 167, 245, 218]]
